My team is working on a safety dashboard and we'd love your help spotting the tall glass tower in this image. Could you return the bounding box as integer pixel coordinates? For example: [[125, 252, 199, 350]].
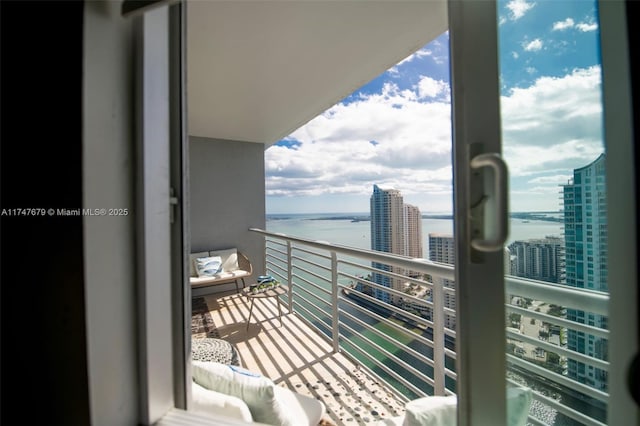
[[563, 153, 608, 391], [370, 184, 404, 303]]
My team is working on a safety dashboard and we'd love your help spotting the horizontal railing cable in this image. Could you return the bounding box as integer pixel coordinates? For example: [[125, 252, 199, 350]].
[[505, 276, 608, 316], [339, 308, 436, 368], [338, 295, 437, 349], [506, 329, 608, 371], [291, 282, 332, 309], [339, 334, 428, 399], [505, 303, 609, 340], [291, 272, 332, 297], [339, 321, 436, 388], [507, 378, 606, 426], [251, 228, 455, 279], [507, 354, 608, 404]]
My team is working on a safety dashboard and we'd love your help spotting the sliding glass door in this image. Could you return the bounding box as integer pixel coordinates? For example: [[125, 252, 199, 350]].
[[448, 0, 637, 424]]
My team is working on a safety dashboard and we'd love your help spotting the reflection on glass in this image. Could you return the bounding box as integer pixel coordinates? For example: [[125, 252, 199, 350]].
[[498, 0, 608, 424]]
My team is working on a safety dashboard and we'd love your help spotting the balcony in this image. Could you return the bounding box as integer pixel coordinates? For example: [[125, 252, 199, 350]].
[[196, 228, 609, 426], [198, 290, 409, 425]]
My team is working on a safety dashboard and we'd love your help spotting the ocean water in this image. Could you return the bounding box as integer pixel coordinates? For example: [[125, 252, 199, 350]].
[[265, 213, 563, 252]]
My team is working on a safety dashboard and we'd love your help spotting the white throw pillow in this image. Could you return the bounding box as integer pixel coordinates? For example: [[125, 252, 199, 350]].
[[189, 251, 209, 277], [209, 248, 239, 272], [196, 256, 222, 277], [191, 381, 253, 422], [402, 395, 457, 426], [192, 361, 308, 426], [401, 387, 531, 426]]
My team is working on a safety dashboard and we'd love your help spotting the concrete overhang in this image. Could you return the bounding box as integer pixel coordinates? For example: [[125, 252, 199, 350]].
[[187, 0, 447, 147]]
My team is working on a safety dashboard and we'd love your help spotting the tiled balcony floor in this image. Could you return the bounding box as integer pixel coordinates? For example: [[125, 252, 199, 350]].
[[194, 290, 407, 426]]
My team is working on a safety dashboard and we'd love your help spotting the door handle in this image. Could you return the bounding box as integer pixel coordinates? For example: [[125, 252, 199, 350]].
[[470, 153, 509, 252]]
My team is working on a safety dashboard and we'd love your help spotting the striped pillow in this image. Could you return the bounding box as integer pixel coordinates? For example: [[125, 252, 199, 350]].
[[196, 256, 223, 277]]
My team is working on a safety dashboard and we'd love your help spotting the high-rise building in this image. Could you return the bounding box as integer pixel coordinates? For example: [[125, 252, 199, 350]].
[[428, 233, 456, 330], [370, 184, 405, 303], [404, 203, 423, 277], [563, 154, 608, 391], [508, 237, 563, 284]]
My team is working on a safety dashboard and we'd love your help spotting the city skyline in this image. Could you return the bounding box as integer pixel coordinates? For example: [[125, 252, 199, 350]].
[[370, 184, 407, 304], [265, 0, 604, 215]]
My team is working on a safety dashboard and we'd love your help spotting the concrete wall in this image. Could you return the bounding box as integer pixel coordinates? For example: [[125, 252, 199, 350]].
[[83, 2, 138, 424], [190, 136, 266, 295]]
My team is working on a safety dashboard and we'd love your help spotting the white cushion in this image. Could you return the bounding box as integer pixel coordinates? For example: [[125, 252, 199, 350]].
[[192, 361, 321, 426], [399, 387, 532, 426], [403, 395, 457, 426], [196, 256, 223, 277], [191, 381, 253, 423], [190, 251, 210, 277], [273, 385, 325, 426], [209, 248, 239, 273], [190, 270, 251, 287]]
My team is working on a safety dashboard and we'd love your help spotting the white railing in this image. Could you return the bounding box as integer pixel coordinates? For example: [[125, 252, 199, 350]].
[[250, 228, 610, 426]]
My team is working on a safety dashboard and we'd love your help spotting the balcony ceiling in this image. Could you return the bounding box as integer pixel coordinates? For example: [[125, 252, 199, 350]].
[[187, 0, 447, 147]]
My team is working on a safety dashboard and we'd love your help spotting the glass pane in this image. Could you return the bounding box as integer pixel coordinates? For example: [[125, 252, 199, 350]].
[[497, 0, 608, 424], [264, 28, 457, 414]]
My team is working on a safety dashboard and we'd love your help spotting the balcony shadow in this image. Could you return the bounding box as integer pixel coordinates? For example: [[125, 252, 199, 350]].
[[215, 322, 261, 342], [205, 291, 408, 425]]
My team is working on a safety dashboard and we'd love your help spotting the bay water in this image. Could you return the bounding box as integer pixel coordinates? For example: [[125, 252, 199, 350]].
[[266, 214, 563, 252]]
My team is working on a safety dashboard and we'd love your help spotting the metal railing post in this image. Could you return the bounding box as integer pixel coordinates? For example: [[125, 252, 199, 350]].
[[433, 276, 446, 395], [287, 241, 294, 313], [331, 251, 340, 353]]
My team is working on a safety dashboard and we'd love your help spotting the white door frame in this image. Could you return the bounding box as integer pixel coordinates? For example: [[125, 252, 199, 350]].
[[449, 1, 507, 424]]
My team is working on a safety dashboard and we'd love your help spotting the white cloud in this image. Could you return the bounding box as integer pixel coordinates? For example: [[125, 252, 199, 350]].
[[501, 66, 604, 176], [552, 17, 597, 33], [552, 18, 575, 31], [266, 80, 453, 199], [523, 39, 543, 52], [267, 67, 604, 215], [512, 51, 519, 59], [416, 76, 449, 100], [389, 48, 433, 74], [576, 22, 598, 32], [527, 175, 572, 185], [506, 0, 535, 20], [399, 48, 432, 66]]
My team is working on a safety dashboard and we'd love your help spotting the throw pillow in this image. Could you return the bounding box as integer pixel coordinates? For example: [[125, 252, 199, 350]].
[[192, 361, 308, 426], [196, 256, 222, 277], [403, 395, 457, 426], [191, 381, 253, 422], [209, 248, 239, 272]]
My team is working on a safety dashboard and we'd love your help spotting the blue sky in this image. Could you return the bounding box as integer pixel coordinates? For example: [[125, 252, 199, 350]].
[[265, 0, 604, 214]]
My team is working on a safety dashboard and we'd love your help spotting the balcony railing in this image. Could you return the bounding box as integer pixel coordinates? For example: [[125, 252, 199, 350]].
[[250, 228, 609, 426]]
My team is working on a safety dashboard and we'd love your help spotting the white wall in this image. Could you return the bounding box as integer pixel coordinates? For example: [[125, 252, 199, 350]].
[[83, 2, 138, 424], [189, 136, 267, 295]]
